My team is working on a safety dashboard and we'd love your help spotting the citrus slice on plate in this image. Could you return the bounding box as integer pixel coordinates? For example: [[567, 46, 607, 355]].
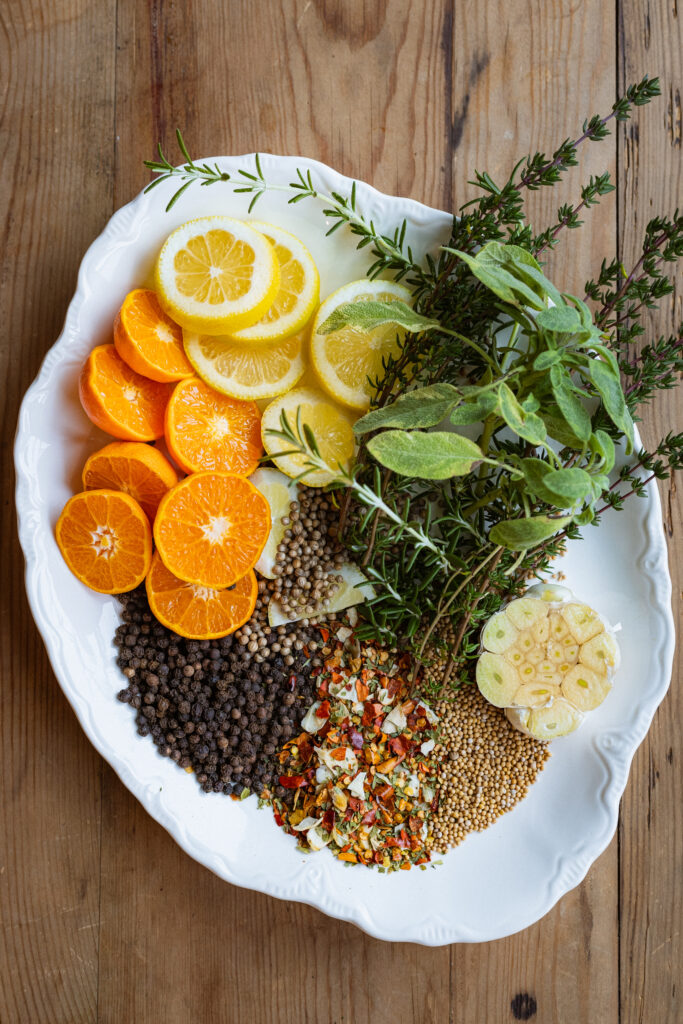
[[82, 441, 178, 520], [79, 344, 173, 441], [260, 386, 356, 487], [146, 551, 257, 639], [310, 279, 412, 410], [113, 288, 193, 382], [154, 217, 280, 334], [56, 489, 152, 594], [165, 376, 262, 475], [153, 471, 270, 588], [249, 467, 299, 578], [228, 222, 319, 343], [183, 327, 307, 400]]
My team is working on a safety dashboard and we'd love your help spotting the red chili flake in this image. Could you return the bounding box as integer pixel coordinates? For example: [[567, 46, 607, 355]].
[[384, 677, 402, 699], [361, 809, 377, 826], [273, 811, 284, 827], [356, 679, 370, 701], [298, 737, 314, 763], [389, 735, 411, 757], [348, 727, 364, 750], [374, 783, 394, 803], [319, 627, 330, 643], [322, 808, 335, 831], [278, 774, 304, 789], [408, 816, 422, 833], [403, 700, 416, 714], [317, 700, 331, 719], [361, 704, 375, 728], [347, 796, 363, 813], [329, 746, 348, 761], [318, 678, 329, 695]]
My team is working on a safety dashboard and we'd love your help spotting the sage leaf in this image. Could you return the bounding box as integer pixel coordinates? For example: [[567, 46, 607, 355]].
[[367, 430, 483, 479], [542, 467, 594, 505], [448, 248, 547, 310], [449, 391, 498, 424], [543, 408, 587, 450], [549, 365, 592, 442], [316, 300, 440, 336], [588, 359, 635, 452], [533, 350, 562, 371], [489, 514, 572, 550], [353, 383, 461, 434], [536, 305, 582, 334], [498, 383, 547, 444], [589, 429, 616, 473]]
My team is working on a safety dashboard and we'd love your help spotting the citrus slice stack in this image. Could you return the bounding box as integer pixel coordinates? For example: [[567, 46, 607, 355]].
[[56, 489, 152, 593], [82, 441, 178, 521], [153, 471, 270, 588], [229, 222, 319, 343], [79, 344, 173, 441], [165, 376, 262, 475], [155, 217, 280, 334], [260, 386, 356, 487], [183, 326, 307, 400], [114, 288, 193, 382], [146, 552, 257, 639], [310, 279, 412, 410]]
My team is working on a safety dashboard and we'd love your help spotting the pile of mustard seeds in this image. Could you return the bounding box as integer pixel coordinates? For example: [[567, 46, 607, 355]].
[[429, 685, 551, 851]]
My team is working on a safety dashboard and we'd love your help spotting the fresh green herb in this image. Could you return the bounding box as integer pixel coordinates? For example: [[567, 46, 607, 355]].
[[146, 75, 681, 696]]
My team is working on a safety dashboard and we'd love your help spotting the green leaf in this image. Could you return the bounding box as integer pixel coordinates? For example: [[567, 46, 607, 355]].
[[533, 350, 562, 371], [520, 457, 554, 497], [353, 384, 461, 434], [498, 383, 547, 444], [589, 429, 616, 473], [549, 365, 592, 442], [316, 300, 439, 336], [366, 430, 483, 479], [536, 305, 582, 334], [588, 359, 635, 452], [489, 514, 572, 550], [449, 392, 498, 424], [543, 408, 587, 450], [542, 467, 594, 505], [575, 506, 595, 526]]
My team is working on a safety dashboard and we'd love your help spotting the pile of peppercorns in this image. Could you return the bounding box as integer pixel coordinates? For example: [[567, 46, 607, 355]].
[[114, 585, 319, 798]]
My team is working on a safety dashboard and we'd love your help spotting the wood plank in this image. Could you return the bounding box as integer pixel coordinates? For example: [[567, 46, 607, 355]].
[[0, 1, 116, 1021], [98, 3, 452, 1021], [447, 1, 621, 1021], [618, 2, 683, 1021]]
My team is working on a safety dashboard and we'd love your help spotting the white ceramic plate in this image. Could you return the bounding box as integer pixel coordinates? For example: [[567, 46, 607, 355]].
[[15, 155, 675, 944]]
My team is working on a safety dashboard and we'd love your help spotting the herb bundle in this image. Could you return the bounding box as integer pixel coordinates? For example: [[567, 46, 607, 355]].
[[146, 75, 682, 696]]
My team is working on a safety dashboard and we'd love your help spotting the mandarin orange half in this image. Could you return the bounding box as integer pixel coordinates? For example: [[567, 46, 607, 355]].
[[82, 441, 178, 521], [146, 552, 257, 639], [165, 376, 262, 476], [114, 288, 194, 383], [153, 471, 270, 589], [79, 343, 173, 441], [56, 489, 152, 594]]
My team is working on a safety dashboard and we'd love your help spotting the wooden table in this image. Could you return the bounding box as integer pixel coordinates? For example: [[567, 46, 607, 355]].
[[1, 2, 680, 1021]]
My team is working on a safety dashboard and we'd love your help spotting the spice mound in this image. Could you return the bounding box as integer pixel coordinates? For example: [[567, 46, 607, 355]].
[[429, 686, 551, 852], [269, 631, 439, 871]]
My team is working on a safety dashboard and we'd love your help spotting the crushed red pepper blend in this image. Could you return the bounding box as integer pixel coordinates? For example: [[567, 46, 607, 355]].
[[268, 627, 440, 871]]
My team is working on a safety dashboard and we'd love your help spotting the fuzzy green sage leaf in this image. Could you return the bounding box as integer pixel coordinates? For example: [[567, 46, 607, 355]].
[[489, 514, 572, 550], [316, 300, 440, 336], [353, 383, 461, 434], [367, 430, 483, 480]]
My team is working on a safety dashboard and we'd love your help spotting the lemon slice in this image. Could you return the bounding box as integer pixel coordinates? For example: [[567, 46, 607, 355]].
[[155, 217, 280, 334], [229, 222, 320, 343], [249, 467, 298, 578], [261, 386, 356, 487], [183, 327, 306, 400], [310, 279, 412, 410]]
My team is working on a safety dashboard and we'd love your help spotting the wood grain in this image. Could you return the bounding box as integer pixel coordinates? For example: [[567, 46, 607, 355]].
[[0, 2, 115, 1021], [618, 1, 682, 1022], [0, 1, 680, 1021]]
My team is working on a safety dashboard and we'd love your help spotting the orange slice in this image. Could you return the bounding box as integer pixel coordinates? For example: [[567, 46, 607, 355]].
[[153, 471, 270, 588], [146, 552, 257, 639], [79, 344, 173, 441], [82, 441, 179, 520], [113, 288, 194, 382], [56, 489, 152, 594], [165, 376, 262, 476]]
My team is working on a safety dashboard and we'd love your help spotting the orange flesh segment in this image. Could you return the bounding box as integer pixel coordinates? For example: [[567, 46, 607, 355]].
[[55, 489, 152, 594], [81, 441, 178, 520], [79, 343, 173, 441], [165, 377, 262, 475], [146, 552, 257, 639], [154, 471, 270, 588], [114, 288, 193, 382]]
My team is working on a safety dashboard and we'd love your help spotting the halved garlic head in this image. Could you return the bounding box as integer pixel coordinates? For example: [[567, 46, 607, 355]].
[[476, 590, 619, 741]]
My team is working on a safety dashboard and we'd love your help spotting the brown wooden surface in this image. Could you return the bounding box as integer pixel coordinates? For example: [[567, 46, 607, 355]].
[[0, 1, 679, 1021]]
